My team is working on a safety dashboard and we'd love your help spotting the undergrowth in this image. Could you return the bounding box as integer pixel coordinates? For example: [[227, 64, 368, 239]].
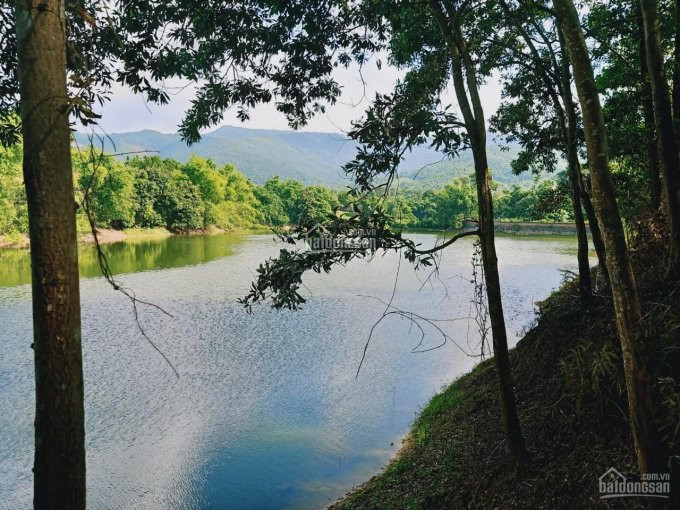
[[332, 216, 679, 509]]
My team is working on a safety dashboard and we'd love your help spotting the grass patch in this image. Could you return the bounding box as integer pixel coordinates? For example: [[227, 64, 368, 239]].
[[414, 382, 462, 444]]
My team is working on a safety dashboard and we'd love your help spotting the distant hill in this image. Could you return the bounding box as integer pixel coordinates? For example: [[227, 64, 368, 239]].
[[74, 125, 533, 189], [398, 143, 528, 190]]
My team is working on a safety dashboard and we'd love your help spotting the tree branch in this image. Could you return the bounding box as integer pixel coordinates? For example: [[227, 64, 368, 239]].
[[413, 228, 480, 254]]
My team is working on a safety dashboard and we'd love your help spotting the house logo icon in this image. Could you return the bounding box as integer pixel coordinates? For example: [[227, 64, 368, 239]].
[[598, 467, 670, 499], [302, 223, 333, 252], [599, 467, 626, 495], [305, 223, 329, 236]]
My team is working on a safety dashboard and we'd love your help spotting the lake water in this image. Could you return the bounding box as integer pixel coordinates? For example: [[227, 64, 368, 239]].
[[0, 232, 586, 509]]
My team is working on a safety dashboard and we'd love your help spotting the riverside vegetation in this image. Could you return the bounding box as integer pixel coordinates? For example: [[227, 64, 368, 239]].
[[0, 143, 645, 245]]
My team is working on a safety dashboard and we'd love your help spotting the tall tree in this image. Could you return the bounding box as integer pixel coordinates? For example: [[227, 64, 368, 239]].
[[3, 2, 355, 503], [3, 0, 186, 503], [557, 32, 594, 298], [638, 8, 663, 211], [494, 0, 607, 295], [552, 0, 664, 474], [674, 0, 680, 133], [429, 0, 527, 464], [640, 0, 680, 271], [587, 0, 664, 216], [14, 0, 85, 507]]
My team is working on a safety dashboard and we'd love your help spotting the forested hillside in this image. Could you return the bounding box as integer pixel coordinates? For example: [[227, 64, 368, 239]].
[[74, 126, 531, 188]]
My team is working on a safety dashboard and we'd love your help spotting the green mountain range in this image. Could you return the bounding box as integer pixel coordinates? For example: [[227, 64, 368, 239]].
[[74, 125, 532, 189]]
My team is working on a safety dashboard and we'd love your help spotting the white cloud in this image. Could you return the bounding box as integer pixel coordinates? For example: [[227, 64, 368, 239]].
[[92, 61, 503, 135]]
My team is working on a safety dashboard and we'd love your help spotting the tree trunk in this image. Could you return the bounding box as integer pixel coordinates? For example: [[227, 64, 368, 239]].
[[576, 166, 608, 282], [557, 29, 608, 282], [674, 0, 680, 135], [472, 138, 528, 466], [566, 146, 592, 299], [502, 2, 594, 299], [554, 29, 593, 298], [553, 0, 664, 475], [640, 0, 680, 271], [432, 0, 527, 466], [14, 1, 86, 508], [639, 9, 662, 211]]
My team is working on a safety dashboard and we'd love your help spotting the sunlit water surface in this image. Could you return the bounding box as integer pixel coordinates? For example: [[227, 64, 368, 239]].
[[0, 232, 588, 509]]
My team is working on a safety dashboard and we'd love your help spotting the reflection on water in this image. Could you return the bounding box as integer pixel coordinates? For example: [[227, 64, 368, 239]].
[[0, 232, 588, 509], [0, 233, 251, 288]]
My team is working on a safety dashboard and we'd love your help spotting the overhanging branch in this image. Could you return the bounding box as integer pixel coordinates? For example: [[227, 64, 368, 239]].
[[412, 229, 480, 255]]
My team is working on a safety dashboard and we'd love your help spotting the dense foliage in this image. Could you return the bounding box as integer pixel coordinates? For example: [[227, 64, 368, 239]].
[[0, 146, 578, 242]]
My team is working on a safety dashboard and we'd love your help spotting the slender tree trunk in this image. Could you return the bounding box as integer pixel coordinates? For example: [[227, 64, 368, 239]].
[[640, 0, 680, 271], [557, 96, 594, 297], [639, 10, 663, 211], [576, 165, 608, 280], [502, 0, 593, 299], [556, 29, 608, 282], [566, 144, 592, 299], [553, 0, 664, 475], [553, 30, 592, 298], [432, 0, 527, 466], [14, 1, 86, 508], [674, 0, 680, 135], [471, 137, 528, 465]]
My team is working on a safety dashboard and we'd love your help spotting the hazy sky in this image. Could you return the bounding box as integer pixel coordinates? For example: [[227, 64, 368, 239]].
[[93, 61, 504, 135]]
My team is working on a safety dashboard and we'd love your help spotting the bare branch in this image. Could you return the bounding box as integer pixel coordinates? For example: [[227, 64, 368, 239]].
[[412, 229, 480, 255]]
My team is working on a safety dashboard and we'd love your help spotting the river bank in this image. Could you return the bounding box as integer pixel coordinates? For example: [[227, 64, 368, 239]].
[[331, 249, 679, 508], [0, 228, 166, 249], [0, 225, 271, 250], [0, 220, 594, 250]]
